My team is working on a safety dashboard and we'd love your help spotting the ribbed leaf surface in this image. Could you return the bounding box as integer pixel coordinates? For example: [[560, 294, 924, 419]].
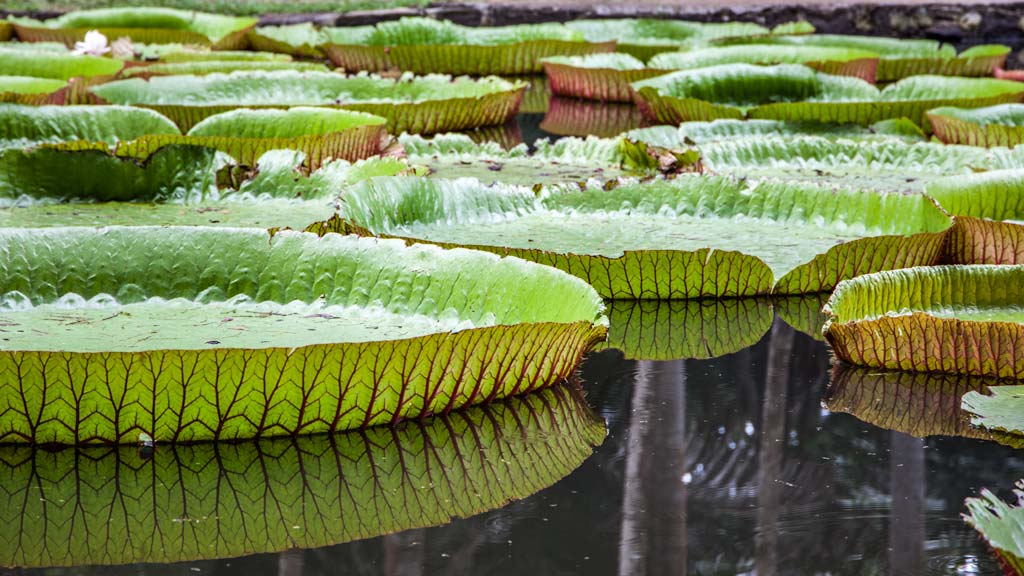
[[824, 265, 1024, 378], [0, 227, 606, 444]]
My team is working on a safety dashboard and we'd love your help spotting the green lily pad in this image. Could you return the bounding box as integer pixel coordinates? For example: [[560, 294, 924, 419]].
[[90, 71, 526, 134], [0, 103, 180, 149], [631, 64, 1024, 129], [964, 481, 1024, 575], [962, 385, 1024, 439], [0, 227, 606, 444], [715, 34, 1010, 81], [0, 75, 68, 103], [246, 22, 328, 58], [627, 118, 927, 147], [598, 298, 773, 359], [684, 131, 1024, 193], [158, 49, 293, 62], [0, 383, 604, 567], [542, 53, 665, 102], [11, 7, 257, 49], [824, 265, 1024, 379], [335, 175, 951, 299], [0, 46, 123, 80], [926, 170, 1024, 265], [321, 17, 613, 75], [929, 104, 1024, 148], [121, 58, 329, 78], [828, 364, 1024, 446], [0, 149, 407, 230], [565, 18, 776, 61]]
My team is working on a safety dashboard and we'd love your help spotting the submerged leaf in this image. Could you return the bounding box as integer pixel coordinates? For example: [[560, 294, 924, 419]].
[[0, 227, 606, 444], [824, 265, 1024, 379], [336, 175, 950, 299], [0, 384, 605, 567]]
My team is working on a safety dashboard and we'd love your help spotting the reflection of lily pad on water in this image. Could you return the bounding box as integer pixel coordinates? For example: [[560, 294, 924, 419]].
[[321, 17, 614, 76], [630, 64, 1024, 129], [10, 7, 257, 49], [0, 384, 605, 567], [540, 97, 643, 138], [336, 175, 951, 299], [825, 265, 1024, 379], [964, 481, 1024, 576], [90, 71, 526, 134], [598, 298, 772, 360], [773, 293, 830, 340], [827, 364, 1024, 447], [0, 227, 606, 444]]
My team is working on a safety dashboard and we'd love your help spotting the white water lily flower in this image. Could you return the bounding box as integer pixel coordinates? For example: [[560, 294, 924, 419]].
[[72, 30, 110, 56], [110, 36, 135, 60]]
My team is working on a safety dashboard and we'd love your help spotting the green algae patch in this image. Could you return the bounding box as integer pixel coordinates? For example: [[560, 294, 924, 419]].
[[90, 70, 525, 134], [335, 175, 951, 299], [630, 64, 1024, 129], [0, 227, 606, 444], [0, 384, 604, 566], [321, 17, 613, 75], [824, 265, 1024, 379], [10, 7, 256, 49]]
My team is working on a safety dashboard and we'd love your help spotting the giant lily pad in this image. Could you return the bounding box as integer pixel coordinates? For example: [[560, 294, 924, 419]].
[[827, 364, 1024, 446], [90, 70, 526, 133], [599, 298, 773, 359], [121, 58, 329, 78], [0, 103, 180, 149], [246, 22, 328, 58], [0, 384, 604, 567], [628, 118, 928, 147], [10, 8, 257, 50], [565, 18, 776, 61], [717, 34, 1010, 81], [321, 17, 613, 76], [0, 227, 606, 444], [0, 46, 123, 80], [0, 104, 388, 169], [926, 170, 1024, 265], [824, 265, 1024, 379], [964, 481, 1024, 575], [703, 138, 1024, 193], [630, 64, 1024, 129], [962, 385, 1024, 440], [544, 45, 879, 102], [929, 104, 1024, 148], [0, 76, 69, 104], [0, 149, 408, 230], [334, 175, 951, 299]]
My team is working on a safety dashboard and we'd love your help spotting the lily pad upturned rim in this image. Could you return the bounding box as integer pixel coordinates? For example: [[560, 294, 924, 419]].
[[0, 226, 606, 444], [333, 174, 951, 299], [824, 264, 1024, 379]]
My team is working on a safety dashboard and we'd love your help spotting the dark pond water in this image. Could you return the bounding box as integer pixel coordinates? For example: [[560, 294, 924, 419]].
[[4, 85, 1023, 576]]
